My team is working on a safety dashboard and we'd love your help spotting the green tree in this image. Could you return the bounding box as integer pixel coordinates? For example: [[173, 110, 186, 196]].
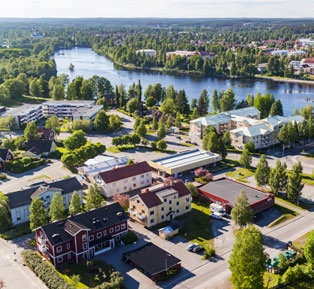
[[269, 99, 283, 116], [94, 110, 109, 132], [239, 149, 252, 169], [69, 191, 83, 215], [51, 83, 65, 100], [0, 192, 12, 233], [29, 197, 48, 230], [29, 78, 43, 98], [45, 116, 60, 135], [157, 121, 166, 139], [219, 88, 236, 112], [166, 115, 173, 129], [278, 123, 289, 145], [126, 98, 139, 114], [304, 230, 314, 272], [212, 88, 220, 112], [24, 121, 38, 141], [197, 89, 209, 116], [160, 98, 175, 116], [286, 161, 304, 205], [175, 90, 190, 116], [231, 190, 254, 228], [85, 184, 104, 211], [157, 139, 167, 150], [49, 193, 65, 222], [222, 131, 232, 149], [255, 155, 270, 188], [244, 141, 255, 153], [135, 119, 147, 138], [191, 107, 200, 120], [229, 225, 265, 289], [64, 130, 87, 150], [175, 113, 182, 128], [269, 160, 282, 195]]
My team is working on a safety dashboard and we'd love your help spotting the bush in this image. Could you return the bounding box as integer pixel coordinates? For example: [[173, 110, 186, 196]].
[[22, 250, 74, 289], [203, 246, 216, 259], [121, 230, 138, 245], [0, 173, 7, 180]]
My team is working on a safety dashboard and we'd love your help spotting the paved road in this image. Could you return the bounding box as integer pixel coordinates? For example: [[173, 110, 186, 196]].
[[0, 238, 47, 289]]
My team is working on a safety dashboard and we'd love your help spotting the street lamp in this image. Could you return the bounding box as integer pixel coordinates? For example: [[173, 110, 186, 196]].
[[165, 253, 171, 272]]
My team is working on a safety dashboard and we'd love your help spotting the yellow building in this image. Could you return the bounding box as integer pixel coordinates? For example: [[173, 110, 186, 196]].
[[128, 180, 192, 228]]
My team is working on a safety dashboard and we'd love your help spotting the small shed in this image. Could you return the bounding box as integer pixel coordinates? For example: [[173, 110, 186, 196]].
[[158, 226, 179, 240]]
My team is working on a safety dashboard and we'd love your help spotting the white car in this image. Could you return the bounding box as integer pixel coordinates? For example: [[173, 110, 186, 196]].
[[210, 213, 223, 220], [186, 243, 198, 251]]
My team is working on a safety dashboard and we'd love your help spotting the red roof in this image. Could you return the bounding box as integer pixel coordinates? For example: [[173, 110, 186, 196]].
[[303, 58, 314, 64], [99, 161, 152, 183]]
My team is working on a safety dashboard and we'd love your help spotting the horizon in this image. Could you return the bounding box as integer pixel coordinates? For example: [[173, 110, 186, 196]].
[[1, 0, 314, 19]]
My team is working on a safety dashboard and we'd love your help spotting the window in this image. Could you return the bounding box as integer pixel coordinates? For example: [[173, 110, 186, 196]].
[[109, 228, 114, 233], [150, 211, 154, 215], [83, 243, 88, 250], [163, 198, 167, 203], [141, 174, 144, 178], [121, 223, 126, 230], [176, 201, 179, 206], [66, 243, 70, 249], [185, 197, 189, 202], [124, 186, 127, 190], [161, 207, 164, 211], [97, 232, 102, 239], [169, 207, 172, 212], [103, 230, 107, 236], [67, 253, 71, 260], [132, 177, 136, 180], [150, 219, 154, 224], [141, 181, 145, 185], [176, 209, 179, 213], [115, 225, 120, 232], [82, 234, 87, 242], [124, 179, 128, 183], [57, 257, 63, 263], [169, 200, 172, 204], [185, 206, 190, 210], [161, 215, 164, 219], [137, 199, 140, 203], [56, 246, 62, 253], [89, 235, 94, 241], [133, 183, 136, 187]]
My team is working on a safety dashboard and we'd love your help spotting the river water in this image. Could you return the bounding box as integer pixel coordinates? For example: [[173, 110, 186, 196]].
[[54, 47, 314, 116]]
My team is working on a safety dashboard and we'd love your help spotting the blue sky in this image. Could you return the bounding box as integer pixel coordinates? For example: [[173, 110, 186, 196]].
[[1, 0, 313, 18]]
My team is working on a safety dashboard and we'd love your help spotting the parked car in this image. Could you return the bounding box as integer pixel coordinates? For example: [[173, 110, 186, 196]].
[[186, 140, 191, 144], [210, 213, 223, 220], [192, 244, 203, 253], [186, 243, 198, 251], [176, 136, 182, 140], [192, 142, 198, 145]]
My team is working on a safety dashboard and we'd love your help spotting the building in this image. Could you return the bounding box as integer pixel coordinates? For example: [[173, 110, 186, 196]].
[[128, 180, 192, 227], [6, 177, 83, 225], [289, 61, 301, 70], [0, 148, 14, 170], [271, 50, 289, 57], [298, 38, 314, 48], [2, 104, 43, 128], [38, 128, 56, 140], [189, 107, 261, 138], [166, 50, 215, 60], [35, 203, 128, 267], [94, 161, 152, 198], [230, 115, 304, 150], [136, 49, 157, 57], [23, 140, 57, 158], [198, 178, 275, 214], [122, 243, 181, 282], [301, 58, 314, 69], [42, 100, 103, 121], [148, 149, 221, 177], [287, 50, 306, 57]]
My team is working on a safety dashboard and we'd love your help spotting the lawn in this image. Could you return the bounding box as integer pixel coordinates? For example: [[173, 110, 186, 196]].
[[225, 167, 255, 183], [58, 259, 116, 288], [177, 202, 213, 249], [268, 203, 298, 228], [293, 232, 311, 250]]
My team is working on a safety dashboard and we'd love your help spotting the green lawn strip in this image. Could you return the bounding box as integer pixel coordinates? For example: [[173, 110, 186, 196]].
[[106, 146, 122, 153], [268, 203, 298, 228], [177, 202, 213, 249], [225, 167, 255, 182], [293, 232, 311, 250], [276, 197, 306, 212], [58, 259, 116, 288]]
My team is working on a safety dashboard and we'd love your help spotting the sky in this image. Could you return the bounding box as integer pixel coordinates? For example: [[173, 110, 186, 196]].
[[1, 0, 314, 18]]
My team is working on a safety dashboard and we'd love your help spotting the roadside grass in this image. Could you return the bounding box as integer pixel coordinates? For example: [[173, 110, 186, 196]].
[[0, 222, 32, 240], [177, 202, 213, 249], [293, 232, 310, 250], [225, 167, 255, 182], [57, 273, 88, 289], [300, 173, 314, 186], [58, 259, 115, 288], [28, 174, 51, 181], [276, 197, 306, 211], [268, 204, 298, 228], [106, 146, 121, 153], [302, 153, 314, 159]]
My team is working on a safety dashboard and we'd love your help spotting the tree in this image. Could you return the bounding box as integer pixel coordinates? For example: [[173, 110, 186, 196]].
[[269, 99, 283, 116], [239, 149, 252, 169], [157, 121, 166, 139], [212, 88, 220, 112], [29, 197, 48, 230], [49, 193, 65, 222], [219, 88, 236, 112], [244, 141, 255, 153], [94, 110, 109, 131], [157, 139, 167, 150], [222, 130, 232, 149], [29, 78, 43, 98], [69, 191, 83, 215], [175, 90, 190, 116], [286, 161, 304, 205], [126, 98, 139, 114], [197, 89, 209, 116], [0, 192, 12, 233], [135, 119, 147, 138], [175, 113, 182, 128], [278, 123, 289, 146], [45, 115, 60, 135], [269, 160, 282, 195], [304, 230, 314, 272], [64, 130, 87, 150], [51, 83, 65, 100], [109, 114, 121, 131], [229, 225, 265, 289], [160, 98, 175, 116], [24, 121, 38, 141], [255, 155, 270, 188], [231, 190, 254, 228], [85, 184, 104, 211], [112, 194, 130, 210]]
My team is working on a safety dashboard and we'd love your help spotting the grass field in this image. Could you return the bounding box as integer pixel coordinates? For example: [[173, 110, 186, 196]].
[[225, 167, 255, 182]]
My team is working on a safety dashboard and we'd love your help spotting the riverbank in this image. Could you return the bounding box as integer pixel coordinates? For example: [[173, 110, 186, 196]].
[[255, 75, 314, 86]]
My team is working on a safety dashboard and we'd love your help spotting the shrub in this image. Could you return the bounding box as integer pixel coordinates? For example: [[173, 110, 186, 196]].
[[203, 246, 216, 259], [0, 173, 7, 180], [121, 230, 138, 245]]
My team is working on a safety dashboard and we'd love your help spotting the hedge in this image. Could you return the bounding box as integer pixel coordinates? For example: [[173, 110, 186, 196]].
[[22, 250, 74, 289]]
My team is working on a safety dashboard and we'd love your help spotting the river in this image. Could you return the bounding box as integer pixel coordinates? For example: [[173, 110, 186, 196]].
[[54, 47, 314, 116]]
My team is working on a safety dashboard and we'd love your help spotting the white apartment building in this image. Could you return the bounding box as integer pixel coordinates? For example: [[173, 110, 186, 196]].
[[94, 161, 152, 198], [136, 49, 157, 57]]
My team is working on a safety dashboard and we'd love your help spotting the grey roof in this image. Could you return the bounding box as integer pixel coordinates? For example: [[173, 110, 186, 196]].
[[0, 149, 9, 160], [199, 178, 270, 206], [25, 140, 55, 155], [40, 202, 128, 246], [7, 177, 83, 209]]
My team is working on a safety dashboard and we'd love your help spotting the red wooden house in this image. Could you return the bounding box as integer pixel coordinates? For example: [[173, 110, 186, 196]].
[[35, 203, 129, 267]]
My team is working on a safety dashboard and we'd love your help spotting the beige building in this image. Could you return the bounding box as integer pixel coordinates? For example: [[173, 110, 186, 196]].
[[94, 161, 152, 198], [128, 180, 192, 228]]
